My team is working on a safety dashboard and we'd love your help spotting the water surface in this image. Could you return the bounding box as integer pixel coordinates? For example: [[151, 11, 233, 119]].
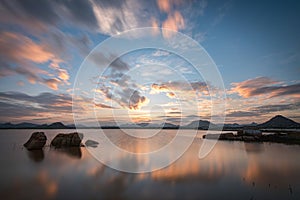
[[0, 129, 299, 199]]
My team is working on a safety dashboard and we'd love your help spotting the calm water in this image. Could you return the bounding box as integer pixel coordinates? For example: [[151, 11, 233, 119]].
[[0, 129, 299, 200]]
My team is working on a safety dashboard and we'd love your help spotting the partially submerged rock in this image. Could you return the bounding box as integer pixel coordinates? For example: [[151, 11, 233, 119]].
[[51, 132, 83, 148], [24, 132, 47, 150], [85, 140, 99, 148], [203, 132, 234, 140], [203, 131, 300, 145]]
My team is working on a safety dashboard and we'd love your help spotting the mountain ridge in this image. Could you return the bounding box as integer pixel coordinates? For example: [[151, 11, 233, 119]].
[[0, 115, 299, 129]]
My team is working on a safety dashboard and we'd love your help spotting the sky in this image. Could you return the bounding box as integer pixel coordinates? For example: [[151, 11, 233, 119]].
[[0, 0, 299, 125]]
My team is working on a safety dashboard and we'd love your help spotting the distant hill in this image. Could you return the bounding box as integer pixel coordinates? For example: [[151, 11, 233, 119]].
[[257, 115, 300, 129], [184, 120, 217, 129], [41, 122, 69, 129], [162, 123, 179, 129], [0, 122, 72, 129], [1, 115, 299, 129]]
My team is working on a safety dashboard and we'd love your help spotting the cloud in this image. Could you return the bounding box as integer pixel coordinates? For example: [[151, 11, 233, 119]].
[[95, 56, 149, 110], [90, 0, 159, 35], [0, 31, 55, 63], [127, 90, 148, 110], [57, 69, 70, 82], [0, 92, 72, 122], [151, 81, 208, 94], [230, 77, 300, 98], [155, 0, 187, 38], [0, 0, 98, 32], [152, 50, 170, 57], [166, 92, 176, 98], [157, 0, 171, 13], [95, 103, 115, 109], [225, 102, 300, 119], [226, 111, 257, 118], [252, 103, 300, 114], [43, 78, 62, 91], [162, 11, 185, 38], [0, 92, 72, 110], [0, 91, 94, 123], [0, 31, 70, 89]]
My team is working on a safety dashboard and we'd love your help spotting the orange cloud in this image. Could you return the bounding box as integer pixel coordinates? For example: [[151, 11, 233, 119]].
[[0, 32, 55, 63], [130, 116, 152, 123], [44, 78, 62, 90], [162, 11, 185, 38], [95, 103, 115, 109], [166, 92, 176, 98], [151, 17, 160, 35], [157, 0, 171, 12], [156, 0, 185, 38], [0, 31, 69, 90], [229, 77, 300, 98], [58, 69, 70, 81]]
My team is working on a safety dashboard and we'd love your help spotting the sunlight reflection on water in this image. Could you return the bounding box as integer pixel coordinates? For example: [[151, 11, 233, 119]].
[[0, 129, 299, 199]]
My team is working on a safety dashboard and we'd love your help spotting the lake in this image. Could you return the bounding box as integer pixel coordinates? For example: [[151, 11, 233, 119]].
[[0, 129, 299, 199]]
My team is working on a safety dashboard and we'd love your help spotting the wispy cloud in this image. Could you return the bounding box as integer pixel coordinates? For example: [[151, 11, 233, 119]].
[[0, 31, 70, 90], [94, 103, 115, 109], [151, 81, 209, 96], [0, 92, 72, 122], [229, 77, 300, 98]]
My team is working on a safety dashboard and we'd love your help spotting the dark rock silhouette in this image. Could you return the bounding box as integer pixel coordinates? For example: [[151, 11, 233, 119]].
[[51, 132, 83, 148], [203, 131, 300, 145], [23, 132, 47, 150]]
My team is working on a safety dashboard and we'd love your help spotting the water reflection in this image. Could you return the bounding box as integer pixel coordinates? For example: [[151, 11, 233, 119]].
[[244, 142, 265, 154], [50, 147, 82, 159], [0, 130, 300, 199], [26, 149, 44, 162], [243, 143, 300, 187]]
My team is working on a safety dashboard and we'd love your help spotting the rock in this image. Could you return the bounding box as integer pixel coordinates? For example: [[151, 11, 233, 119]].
[[204, 132, 234, 140], [24, 132, 47, 150], [85, 140, 99, 148], [51, 132, 83, 148], [220, 132, 234, 139], [203, 134, 220, 139]]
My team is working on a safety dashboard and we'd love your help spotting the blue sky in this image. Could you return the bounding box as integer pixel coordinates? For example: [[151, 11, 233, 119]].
[[0, 0, 299, 125]]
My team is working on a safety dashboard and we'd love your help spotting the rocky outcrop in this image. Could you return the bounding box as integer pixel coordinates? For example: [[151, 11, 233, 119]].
[[51, 132, 83, 148], [203, 131, 300, 145], [85, 140, 99, 148], [24, 132, 47, 150], [203, 132, 234, 140]]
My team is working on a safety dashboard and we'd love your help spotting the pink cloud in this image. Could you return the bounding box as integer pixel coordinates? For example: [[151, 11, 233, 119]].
[[0, 31, 69, 89], [162, 11, 185, 38], [229, 77, 300, 98]]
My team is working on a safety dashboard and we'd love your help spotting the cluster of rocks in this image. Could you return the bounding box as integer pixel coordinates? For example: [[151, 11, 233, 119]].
[[23, 132, 100, 150], [203, 131, 300, 144], [203, 132, 261, 142]]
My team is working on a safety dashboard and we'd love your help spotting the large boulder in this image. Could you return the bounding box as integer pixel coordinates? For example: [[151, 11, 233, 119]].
[[51, 132, 83, 148], [24, 132, 47, 150]]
